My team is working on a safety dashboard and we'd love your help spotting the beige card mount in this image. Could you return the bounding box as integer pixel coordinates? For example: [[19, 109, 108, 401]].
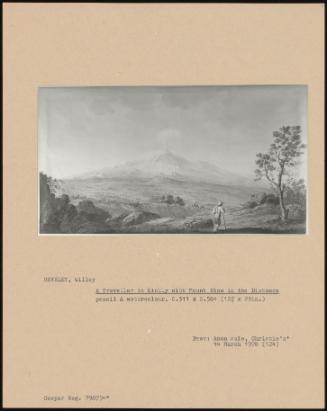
[[3, 3, 325, 409]]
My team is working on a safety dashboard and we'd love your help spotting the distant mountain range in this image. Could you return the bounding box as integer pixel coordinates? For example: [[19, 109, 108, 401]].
[[73, 150, 258, 188]]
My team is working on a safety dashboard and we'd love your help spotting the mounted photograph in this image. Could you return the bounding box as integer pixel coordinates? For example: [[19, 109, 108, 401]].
[[38, 85, 307, 234]]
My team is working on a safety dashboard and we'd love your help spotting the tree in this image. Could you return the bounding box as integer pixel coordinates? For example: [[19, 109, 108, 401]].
[[254, 126, 306, 221]]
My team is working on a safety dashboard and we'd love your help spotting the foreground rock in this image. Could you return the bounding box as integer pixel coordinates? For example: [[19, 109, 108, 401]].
[[40, 173, 113, 233], [77, 200, 110, 222], [184, 216, 213, 230], [121, 211, 161, 226]]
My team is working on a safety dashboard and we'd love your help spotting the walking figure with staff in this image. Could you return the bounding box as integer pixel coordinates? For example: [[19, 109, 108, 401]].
[[212, 201, 226, 233]]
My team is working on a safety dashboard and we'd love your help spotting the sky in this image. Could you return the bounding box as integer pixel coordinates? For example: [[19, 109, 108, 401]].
[[39, 85, 307, 179]]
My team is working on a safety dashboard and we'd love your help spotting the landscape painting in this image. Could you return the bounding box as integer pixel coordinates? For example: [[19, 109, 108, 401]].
[[39, 86, 307, 234]]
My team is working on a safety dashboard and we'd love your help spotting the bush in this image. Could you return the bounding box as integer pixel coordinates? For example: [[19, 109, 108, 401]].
[[175, 196, 185, 206], [251, 192, 267, 204], [166, 194, 175, 204], [247, 192, 279, 207], [161, 193, 185, 206], [265, 194, 279, 205], [287, 204, 306, 220], [284, 179, 306, 207]]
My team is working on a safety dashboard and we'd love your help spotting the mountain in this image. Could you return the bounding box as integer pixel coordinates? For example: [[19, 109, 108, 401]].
[[74, 150, 257, 187]]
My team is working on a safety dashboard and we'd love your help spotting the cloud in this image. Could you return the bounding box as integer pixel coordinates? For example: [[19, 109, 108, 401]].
[[88, 97, 116, 116]]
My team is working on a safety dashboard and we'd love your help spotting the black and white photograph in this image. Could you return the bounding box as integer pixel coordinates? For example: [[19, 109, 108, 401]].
[[39, 85, 307, 234], [5, 3, 324, 408]]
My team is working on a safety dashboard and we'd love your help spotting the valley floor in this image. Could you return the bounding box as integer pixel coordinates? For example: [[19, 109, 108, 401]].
[[103, 204, 306, 234], [43, 177, 306, 235]]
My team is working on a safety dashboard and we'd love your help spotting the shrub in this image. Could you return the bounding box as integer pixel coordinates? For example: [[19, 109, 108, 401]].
[[264, 194, 279, 205], [175, 196, 185, 206], [247, 200, 258, 209], [161, 193, 185, 206], [284, 179, 306, 207]]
